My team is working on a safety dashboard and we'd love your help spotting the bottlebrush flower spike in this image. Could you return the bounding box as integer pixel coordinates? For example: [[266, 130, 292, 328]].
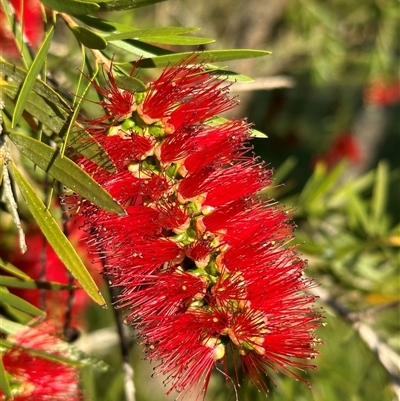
[[69, 55, 322, 399], [0, 322, 81, 400]]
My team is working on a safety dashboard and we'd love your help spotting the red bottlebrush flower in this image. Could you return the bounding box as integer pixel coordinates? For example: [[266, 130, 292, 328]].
[[69, 55, 322, 399], [314, 133, 361, 170], [138, 55, 238, 130], [364, 79, 400, 106], [0, 322, 81, 400], [0, 0, 43, 57]]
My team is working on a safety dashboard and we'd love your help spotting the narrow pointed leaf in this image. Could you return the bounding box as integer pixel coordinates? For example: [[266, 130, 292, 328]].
[[0, 288, 45, 316], [0, 317, 25, 335], [0, 151, 4, 185], [0, 257, 31, 280], [39, 0, 100, 15], [0, 0, 33, 68], [12, 26, 55, 128], [1, 62, 115, 171], [114, 75, 147, 92], [309, 161, 345, 203], [105, 28, 206, 45], [250, 128, 268, 138], [72, 26, 108, 49], [0, 61, 72, 116], [206, 116, 267, 138], [214, 70, 254, 82], [99, 0, 167, 11], [136, 35, 214, 46], [3, 84, 70, 133], [8, 133, 124, 215], [0, 338, 83, 367], [347, 191, 371, 235], [0, 276, 77, 290], [0, 357, 12, 399], [10, 162, 106, 307], [110, 38, 170, 58], [273, 156, 298, 185], [105, 27, 200, 41], [371, 160, 389, 229], [75, 15, 117, 32], [298, 162, 326, 205], [65, 130, 116, 174], [137, 49, 271, 68], [0, 322, 107, 370], [3, 88, 114, 171]]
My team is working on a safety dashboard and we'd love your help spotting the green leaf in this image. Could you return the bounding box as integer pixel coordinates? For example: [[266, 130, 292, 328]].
[[0, 0, 33, 68], [12, 26, 55, 128], [212, 70, 254, 82], [371, 160, 389, 232], [0, 338, 83, 367], [0, 151, 4, 186], [331, 169, 375, 206], [75, 15, 117, 32], [250, 128, 268, 138], [8, 133, 124, 215], [273, 156, 298, 185], [72, 26, 108, 49], [139, 35, 215, 46], [0, 61, 72, 116], [309, 161, 345, 204], [0, 317, 25, 335], [64, 130, 116, 173], [105, 27, 200, 41], [129, 35, 213, 46], [1, 61, 72, 134], [137, 49, 271, 68], [347, 191, 371, 235], [3, 84, 70, 134], [0, 275, 77, 290], [1, 62, 115, 172], [0, 257, 31, 280], [10, 162, 106, 307], [0, 287, 45, 316], [206, 116, 267, 138], [114, 75, 147, 92], [39, 0, 100, 15], [0, 319, 108, 370], [110, 38, 171, 58], [298, 162, 327, 205], [0, 356, 12, 399], [99, 0, 167, 11], [104, 27, 214, 45]]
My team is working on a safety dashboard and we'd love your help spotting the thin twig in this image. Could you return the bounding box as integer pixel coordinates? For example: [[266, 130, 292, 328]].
[[57, 181, 78, 342], [230, 76, 295, 92], [0, 109, 27, 254], [311, 285, 400, 401], [58, 13, 111, 72], [106, 278, 136, 401]]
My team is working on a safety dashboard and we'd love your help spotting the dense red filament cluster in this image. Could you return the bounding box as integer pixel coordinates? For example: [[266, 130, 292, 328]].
[[70, 56, 321, 399]]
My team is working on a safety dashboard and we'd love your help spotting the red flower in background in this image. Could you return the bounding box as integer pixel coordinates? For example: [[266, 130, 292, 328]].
[[69, 56, 322, 398], [2, 225, 100, 330], [0, 0, 43, 57], [0, 322, 81, 400], [364, 79, 400, 106], [314, 133, 361, 170]]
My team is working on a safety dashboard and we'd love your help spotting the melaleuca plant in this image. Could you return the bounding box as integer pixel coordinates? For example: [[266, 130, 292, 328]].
[[0, 0, 333, 400]]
